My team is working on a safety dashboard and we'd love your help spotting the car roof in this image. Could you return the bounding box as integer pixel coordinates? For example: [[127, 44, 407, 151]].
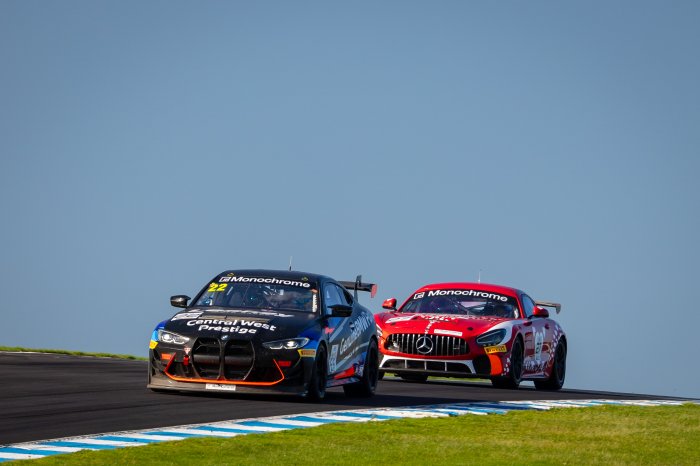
[[217, 269, 332, 283], [414, 282, 523, 298]]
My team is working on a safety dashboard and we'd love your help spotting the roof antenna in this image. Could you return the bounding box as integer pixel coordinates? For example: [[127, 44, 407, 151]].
[[288, 256, 293, 271], [478, 269, 482, 284]]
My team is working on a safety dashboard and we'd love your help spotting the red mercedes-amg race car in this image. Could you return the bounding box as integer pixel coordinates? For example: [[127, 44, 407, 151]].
[[375, 282, 566, 390]]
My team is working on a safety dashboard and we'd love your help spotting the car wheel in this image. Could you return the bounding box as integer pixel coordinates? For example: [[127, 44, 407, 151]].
[[343, 339, 379, 397], [400, 374, 428, 383], [490, 337, 523, 389], [378, 370, 385, 380], [535, 341, 566, 390], [307, 345, 327, 401]]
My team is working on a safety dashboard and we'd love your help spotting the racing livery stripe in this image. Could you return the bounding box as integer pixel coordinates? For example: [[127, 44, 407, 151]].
[[0, 399, 696, 463]]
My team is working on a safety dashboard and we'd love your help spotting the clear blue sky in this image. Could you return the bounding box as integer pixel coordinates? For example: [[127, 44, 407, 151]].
[[1, 1, 698, 398]]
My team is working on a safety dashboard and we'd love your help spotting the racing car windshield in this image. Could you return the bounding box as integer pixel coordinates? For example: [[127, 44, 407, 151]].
[[401, 289, 519, 318], [194, 277, 318, 313]]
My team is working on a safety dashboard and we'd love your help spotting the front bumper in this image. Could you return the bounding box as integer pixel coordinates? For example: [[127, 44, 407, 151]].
[[147, 374, 310, 395], [378, 332, 510, 378], [379, 352, 507, 378], [148, 338, 315, 395]]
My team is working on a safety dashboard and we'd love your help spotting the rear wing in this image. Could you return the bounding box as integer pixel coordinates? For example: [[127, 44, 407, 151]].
[[536, 301, 562, 314], [339, 275, 378, 301]]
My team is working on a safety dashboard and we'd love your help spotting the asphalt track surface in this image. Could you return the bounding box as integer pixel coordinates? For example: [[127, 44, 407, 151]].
[[0, 352, 676, 445]]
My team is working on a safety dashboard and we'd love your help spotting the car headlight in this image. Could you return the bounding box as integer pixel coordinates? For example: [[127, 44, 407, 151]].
[[157, 329, 190, 345], [262, 338, 310, 350], [476, 329, 506, 346]]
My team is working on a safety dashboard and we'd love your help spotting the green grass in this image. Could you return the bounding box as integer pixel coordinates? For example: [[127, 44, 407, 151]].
[[23, 404, 700, 465], [0, 346, 145, 360]]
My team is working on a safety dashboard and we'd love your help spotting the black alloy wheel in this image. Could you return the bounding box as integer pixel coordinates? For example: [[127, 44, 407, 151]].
[[535, 341, 566, 390]]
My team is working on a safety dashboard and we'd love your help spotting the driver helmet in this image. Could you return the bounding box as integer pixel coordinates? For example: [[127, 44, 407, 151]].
[[426, 296, 454, 313], [491, 303, 513, 318]]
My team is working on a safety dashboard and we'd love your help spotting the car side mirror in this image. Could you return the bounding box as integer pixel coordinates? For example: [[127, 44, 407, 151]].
[[532, 306, 549, 318], [382, 298, 397, 310], [170, 295, 191, 308], [329, 304, 353, 317]]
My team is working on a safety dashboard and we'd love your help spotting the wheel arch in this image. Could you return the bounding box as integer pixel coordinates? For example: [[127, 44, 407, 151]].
[[512, 329, 525, 347], [546, 334, 567, 377], [556, 335, 568, 351]]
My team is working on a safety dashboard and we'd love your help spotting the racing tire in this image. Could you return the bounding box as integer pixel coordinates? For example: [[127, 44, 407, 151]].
[[400, 374, 429, 383], [534, 341, 566, 391], [343, 339, 379, 397], [306, 345, 328, 401], [490, 337, 524, 389]]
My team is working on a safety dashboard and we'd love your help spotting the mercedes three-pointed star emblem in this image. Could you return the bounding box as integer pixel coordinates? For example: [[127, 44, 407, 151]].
[[416, 335, 433, 355]]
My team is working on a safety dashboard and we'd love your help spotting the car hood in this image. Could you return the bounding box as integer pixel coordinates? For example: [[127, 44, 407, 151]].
[[163, 307, 316, 342], [375, 312, 508, 339]]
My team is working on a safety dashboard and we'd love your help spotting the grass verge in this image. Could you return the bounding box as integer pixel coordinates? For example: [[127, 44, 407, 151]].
[[0, 346, 145, 360], [24, 404, 700, 465]]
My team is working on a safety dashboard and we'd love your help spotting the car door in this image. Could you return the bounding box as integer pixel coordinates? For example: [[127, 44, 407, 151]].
[[322, 282, 354, 376], [520, 293, 551, 377]]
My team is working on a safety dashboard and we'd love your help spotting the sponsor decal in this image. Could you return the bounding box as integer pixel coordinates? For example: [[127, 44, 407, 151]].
[[219, 275, 312, 288], [205, 383, 236, 391], [186, 318, 277, 334], [171, 311, 204, 321], [421, 314, 464, 326], [413, 292, 425, 300], [523, 328, 548, 373], [426, 289, 509, 302], [339, 313, 373, 355], [206, 309, 294, 318], [329, 345, 339, 373], [298, 349, 316, 358], [524, 359, 547, 373], [149, 340, 158, 349], [433, 329, 463, 337], [386, 314, 462, 324], [420, 314, 462, 322], [534, 329, 545, 362], [312, 291, 318, 313], [485, 345, 507, 354], [386, 315, 416, 324]]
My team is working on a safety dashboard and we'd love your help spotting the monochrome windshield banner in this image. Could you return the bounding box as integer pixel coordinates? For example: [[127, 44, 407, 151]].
[[218, 275, 313, 288], [413, 289, 510, 302]]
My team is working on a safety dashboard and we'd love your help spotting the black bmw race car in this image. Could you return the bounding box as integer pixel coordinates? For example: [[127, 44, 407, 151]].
[[148, 269, 379, 400]]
